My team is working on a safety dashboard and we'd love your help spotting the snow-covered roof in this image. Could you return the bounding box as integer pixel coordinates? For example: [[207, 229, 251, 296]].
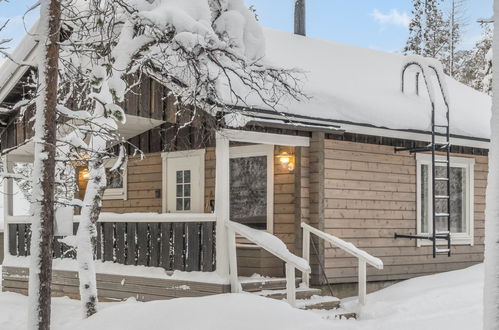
[[0, 27, 491, 143], [255, 29, 491, 141]]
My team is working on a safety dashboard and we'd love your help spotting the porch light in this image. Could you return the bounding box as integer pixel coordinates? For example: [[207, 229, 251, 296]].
[[277, 151, 295, 171], [77, 167, 91, 194]]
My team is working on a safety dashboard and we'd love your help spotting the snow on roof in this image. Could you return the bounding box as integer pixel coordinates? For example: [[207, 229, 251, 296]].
[[0, 26, 491, 141], [256, 29, 491, 140]]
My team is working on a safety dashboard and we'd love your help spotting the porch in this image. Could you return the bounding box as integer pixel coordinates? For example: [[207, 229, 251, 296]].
[[1, 129, 383, 307]]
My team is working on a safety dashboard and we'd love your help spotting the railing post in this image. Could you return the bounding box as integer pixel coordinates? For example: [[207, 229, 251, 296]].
[[215, 132, 230, 277], [227, 226, 240, 293], [358, 259, 367, 305], [285, 263, 296, 307], [301, 226, 310, 287]]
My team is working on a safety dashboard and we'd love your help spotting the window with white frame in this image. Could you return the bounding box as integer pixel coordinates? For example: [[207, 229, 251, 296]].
[[416, 154, 474, 245], [102, 159, 127, 200]]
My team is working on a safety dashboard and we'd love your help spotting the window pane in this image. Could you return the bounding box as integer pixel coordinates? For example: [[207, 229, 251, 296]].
[[184, 170, 191, 183], [106, 169, 123, 189], [176, 184, 183, 197], [421, 164, 467, 234], [176, 171, 183, 184], [184, 184, 191, 197], [230, 156, 267, 230], [176, 198, 183, 211], [421, 164, 429, 233], [184, 198, 191, 211]]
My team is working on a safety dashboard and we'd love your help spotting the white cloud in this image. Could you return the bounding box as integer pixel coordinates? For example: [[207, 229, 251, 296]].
[[371, 9, 410, 28]]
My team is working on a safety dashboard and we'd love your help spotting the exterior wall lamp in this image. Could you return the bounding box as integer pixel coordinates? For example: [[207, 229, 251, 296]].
[[277, 151, 295, 171]]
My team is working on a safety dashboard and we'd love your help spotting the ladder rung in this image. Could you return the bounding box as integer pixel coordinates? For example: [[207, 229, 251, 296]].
[[435, 160, 448, 164], [436, 231, 450, 235], [436, 248, 450, 254], [435, 213, 450, 217], [434, 124, 449, 128], [435, 195, 449, 199], [435, 177, 449, 181]]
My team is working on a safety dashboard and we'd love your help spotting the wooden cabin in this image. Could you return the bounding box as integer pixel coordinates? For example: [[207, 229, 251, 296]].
[[0, 28, 490, 303]]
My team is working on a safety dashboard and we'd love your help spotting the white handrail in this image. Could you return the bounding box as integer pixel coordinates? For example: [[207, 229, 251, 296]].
[[301, 222, 383, 305], [5, 212, 217, 224], [226, 220, 311, 306]]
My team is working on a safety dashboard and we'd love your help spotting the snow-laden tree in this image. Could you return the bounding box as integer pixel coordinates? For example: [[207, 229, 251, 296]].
[[453, 23, 492, 94], [483, 2, 499, 328], [51, 0, 304, 318], [405, 0, 424, 55], [423, 0, 449, 59]]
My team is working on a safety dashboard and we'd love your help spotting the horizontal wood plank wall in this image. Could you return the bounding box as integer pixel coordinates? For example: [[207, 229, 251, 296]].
[[2, 266, 230, 301], [322, 139, 485, 283], [101, 153, 162, 213]]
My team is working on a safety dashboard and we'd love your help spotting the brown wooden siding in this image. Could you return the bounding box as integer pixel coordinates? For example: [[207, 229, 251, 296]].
[[321, 139, 485, 284], [102, 153, 163, 213]]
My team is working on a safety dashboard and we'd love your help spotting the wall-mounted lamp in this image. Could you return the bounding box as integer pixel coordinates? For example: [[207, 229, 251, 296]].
[[277, 151, 295, 171]]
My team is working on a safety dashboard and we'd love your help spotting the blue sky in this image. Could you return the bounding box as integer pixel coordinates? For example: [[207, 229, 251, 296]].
[[0, 0, 493, 53]]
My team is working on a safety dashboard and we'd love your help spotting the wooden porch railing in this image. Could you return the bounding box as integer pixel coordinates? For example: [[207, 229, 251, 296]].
[[5, 213, 217, 272], [226, 220, 311, 307], [301, 222, 384, 305]]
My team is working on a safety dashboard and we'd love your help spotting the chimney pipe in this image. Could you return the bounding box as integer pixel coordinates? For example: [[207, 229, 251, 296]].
[[294, 0, 306, 36]]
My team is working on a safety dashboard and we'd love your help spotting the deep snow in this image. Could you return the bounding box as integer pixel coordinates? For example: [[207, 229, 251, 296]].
[[0, 263, 483, 329]]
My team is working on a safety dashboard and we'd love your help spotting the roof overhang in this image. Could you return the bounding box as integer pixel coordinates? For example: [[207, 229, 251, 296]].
[[6, 115, 165, 159]]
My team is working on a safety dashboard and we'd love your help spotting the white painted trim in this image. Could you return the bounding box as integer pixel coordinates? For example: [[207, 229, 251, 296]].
[[215, 132, 230, 277], [340, 123, 489, 149], [229, 144, 275, 233], [416, 154, 475, 246], [6, 213, 216, 224], [221, 129, 310, 147], [161, 149, 205, 213]]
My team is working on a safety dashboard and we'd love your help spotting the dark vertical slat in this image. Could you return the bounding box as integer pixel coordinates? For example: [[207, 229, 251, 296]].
[[137, 223, 149, 266], [53, 236, 62, 258], [115, 223, 126, 264], [9, 224, 18, 256], [159, 222, 172, 270], [25, 224, 31, 256], [17, 224, 26, 256], [96, 222, 102, 260], [149, 223, 160, 267], [103, 222, 114, 262], [201, 222, 214, 272], [173, 223, 185, 271], [185, 223, 200, 271], [125, 222, 137, 265]]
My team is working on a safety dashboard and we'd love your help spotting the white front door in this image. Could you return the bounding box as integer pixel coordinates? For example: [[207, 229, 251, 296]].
[[162, 150, 205, 213]]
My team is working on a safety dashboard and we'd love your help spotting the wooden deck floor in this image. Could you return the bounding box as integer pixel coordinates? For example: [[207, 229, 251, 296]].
[[2, 266, 230, 301]]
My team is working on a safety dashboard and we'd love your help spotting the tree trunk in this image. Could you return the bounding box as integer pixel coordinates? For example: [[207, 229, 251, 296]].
[[483, 1, 499, 329], [76, 136, 107, 318], [27, 0, 60, 329]]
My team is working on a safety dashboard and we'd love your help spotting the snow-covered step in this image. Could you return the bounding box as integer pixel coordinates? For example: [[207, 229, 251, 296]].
[[255, 287, 322, 300], [296, 295, 341, 310], [240, 277, 301, 292]]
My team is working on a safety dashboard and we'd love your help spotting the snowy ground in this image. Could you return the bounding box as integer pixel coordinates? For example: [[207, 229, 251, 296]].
[[0, 264, 482, 330]]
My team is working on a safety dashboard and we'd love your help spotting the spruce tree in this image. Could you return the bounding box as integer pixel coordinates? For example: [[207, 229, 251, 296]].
[[405, 0, 424, 54]]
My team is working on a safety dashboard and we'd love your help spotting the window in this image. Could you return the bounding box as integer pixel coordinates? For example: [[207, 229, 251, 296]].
[[102, 159, 127, 200], [176, 170, 191, 211], [417, 154, 474, 245]]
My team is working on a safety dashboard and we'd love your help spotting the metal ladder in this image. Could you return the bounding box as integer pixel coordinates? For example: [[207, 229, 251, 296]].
[[394, 60, 451, 258]]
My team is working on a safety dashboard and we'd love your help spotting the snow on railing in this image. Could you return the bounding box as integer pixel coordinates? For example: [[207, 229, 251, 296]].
[[226, 220, 311, 307], [301, 222, 383, 305]]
